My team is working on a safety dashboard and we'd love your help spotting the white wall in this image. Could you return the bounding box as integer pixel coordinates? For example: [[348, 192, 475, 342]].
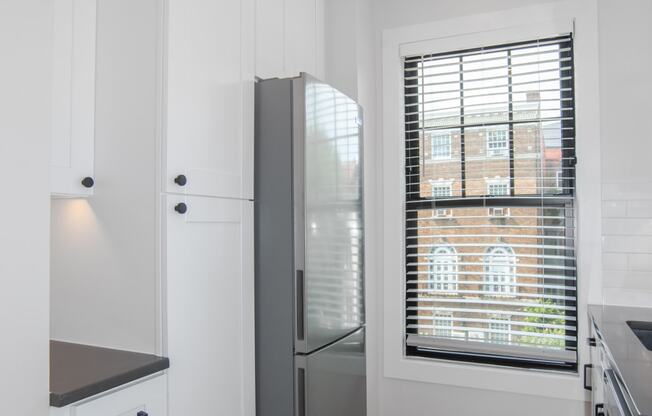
[[598, 0, 652, 306], [50, 0, 161, 354], [0, 1, 52, 414], [351, 0, 603, 415]]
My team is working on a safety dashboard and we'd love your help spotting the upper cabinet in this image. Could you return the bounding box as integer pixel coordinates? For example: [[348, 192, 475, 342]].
[[51, 0, 97, 197], [163, 0, 255, 200], [256, 0, 325, 80]]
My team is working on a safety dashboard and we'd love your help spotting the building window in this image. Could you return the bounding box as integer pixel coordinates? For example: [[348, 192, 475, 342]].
[[487, 180, 510, 196], [486, 127, 509, 157], [431, 181, 452, 198], [556, 170, 563, 192], [430, 132, 452, 160], [429, 246, 458, 292], [484, 246, 516, 295], [433, 312, 453, 338], [488, 316, 512, 343], [403, 35, 577, 370]]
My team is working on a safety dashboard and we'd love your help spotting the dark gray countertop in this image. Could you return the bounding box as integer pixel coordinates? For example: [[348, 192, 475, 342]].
[[589, 304, 652, 416], [50, 340, 169, 407]]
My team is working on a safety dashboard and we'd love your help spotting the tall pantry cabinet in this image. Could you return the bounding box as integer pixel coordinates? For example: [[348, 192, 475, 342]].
[[161, 0, 255, 415], [162, 0, 323, 415]]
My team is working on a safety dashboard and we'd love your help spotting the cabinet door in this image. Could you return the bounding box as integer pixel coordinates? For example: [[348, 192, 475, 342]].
[[51, 0, 96, 196], [164, 0, 254, 200], [164, 195, 254, 416], [73, 375, 167, 416], [255, 0, 324, 80]]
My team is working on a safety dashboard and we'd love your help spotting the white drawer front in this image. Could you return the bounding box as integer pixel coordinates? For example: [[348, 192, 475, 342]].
[[73, 375, 166, 416]]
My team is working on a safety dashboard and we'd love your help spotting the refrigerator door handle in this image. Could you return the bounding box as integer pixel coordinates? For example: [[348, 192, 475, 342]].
[[296, 269, 305, 341], [296, 366, 306, 416]]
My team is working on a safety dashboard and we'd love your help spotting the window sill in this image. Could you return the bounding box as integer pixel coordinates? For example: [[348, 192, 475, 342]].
[[384, 349, 587, 401]]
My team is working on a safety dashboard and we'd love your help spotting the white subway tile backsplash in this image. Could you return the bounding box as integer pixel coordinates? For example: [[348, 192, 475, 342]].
[[602, 253, 628, 270], [603, 235, 652, 254], [627, 200, 652, 218], [602, 218, 652, 236], [602, 200, 627, 218], [603, 288, 652, 308], [603, 270, 652, 291], [629, 253, 652, 272], [603, 181, 652, 201], [601, 181, 652, 302]]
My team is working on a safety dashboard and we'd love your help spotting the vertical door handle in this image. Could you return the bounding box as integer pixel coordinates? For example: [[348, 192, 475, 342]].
[[584, 364, 593, 391], [296, 270, 305, 341], [297, 367, 306, 416]]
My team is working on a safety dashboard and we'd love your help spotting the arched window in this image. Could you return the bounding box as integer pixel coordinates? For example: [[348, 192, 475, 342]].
[[484, 246, 516, 294], [429, 246, 458, 292]]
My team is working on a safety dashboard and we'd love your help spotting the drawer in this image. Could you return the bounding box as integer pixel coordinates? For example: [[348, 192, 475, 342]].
[[73, 374, 166, 416]]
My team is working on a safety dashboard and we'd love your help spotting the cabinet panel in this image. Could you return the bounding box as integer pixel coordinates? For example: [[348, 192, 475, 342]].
[[255, 0, 325, 80], [51, 0, 96, 196], [284, 0, 317, 77], [255, 0, 285, 79], [71, 375, 166, 416], [165, 0, 254, 200], [164, 195, 254, 416]]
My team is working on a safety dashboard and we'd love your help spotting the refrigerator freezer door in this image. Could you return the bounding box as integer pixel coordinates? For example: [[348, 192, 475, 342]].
[[295, 328, 366, 416], [293, 74, 365, 353]]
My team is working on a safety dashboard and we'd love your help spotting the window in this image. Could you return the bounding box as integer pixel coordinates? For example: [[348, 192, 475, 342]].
[[431, 181, 452, 198], [489, 207, 510, 217], [434, 208, 452, 218], [429, 246, 458, 292], [484, 246, 516, 295], [488, 316, 512, 343], [403, 36, 577, 370], [430, 131, 452, 159], [486, 179, 510, 196], [486, 128, 509, 157], [556, 170, 563, 192], [433, 312, 453, 338]]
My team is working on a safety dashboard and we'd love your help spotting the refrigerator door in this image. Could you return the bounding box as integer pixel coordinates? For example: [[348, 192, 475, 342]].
[[293, 74, 365, 354], [295, 328, 366, 416]]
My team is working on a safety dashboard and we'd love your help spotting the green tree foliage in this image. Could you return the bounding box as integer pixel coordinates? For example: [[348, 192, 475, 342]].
[[519, 300, 565, 347]]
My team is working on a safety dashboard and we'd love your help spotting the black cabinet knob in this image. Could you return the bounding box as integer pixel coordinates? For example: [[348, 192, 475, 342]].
[[81, 177, 95, 188], [137, 411, 148, 416], [174, 202, 187, 214], [174, 174, 187, 186]]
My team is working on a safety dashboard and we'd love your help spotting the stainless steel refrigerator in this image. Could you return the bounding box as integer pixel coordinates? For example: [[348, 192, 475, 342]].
[[254, 73, 365, 416]]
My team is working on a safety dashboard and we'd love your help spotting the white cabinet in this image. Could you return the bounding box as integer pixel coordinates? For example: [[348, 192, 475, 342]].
[[164, 195, 254, 416], [51, 0, 96, 197], [164, 0, 254, 200], [50, 374, 167, 416], [255, 0, 325, 79]]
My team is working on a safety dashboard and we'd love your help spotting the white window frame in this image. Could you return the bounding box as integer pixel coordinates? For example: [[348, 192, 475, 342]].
[[556, 170, 564, 192], [486, 177, 510, 196], [429, 245, 458, 293], [380, 4, 602, 400], [430, 131, 452, 160], [433, 311, 453, 338], [488, 315, 513, 344], [484, 246, 517, 295], [430, 179, 453, 198], [486, 126, 509, 157]]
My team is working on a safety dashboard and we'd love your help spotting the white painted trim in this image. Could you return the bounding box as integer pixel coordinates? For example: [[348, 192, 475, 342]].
[[381, 0, 602, 401]]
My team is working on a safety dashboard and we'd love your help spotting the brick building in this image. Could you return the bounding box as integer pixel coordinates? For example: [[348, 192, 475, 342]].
[[411, 105, 570, 348]]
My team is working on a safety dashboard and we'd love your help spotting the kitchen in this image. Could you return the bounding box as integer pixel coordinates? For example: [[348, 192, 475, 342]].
[[1, 0, 651, 415]]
